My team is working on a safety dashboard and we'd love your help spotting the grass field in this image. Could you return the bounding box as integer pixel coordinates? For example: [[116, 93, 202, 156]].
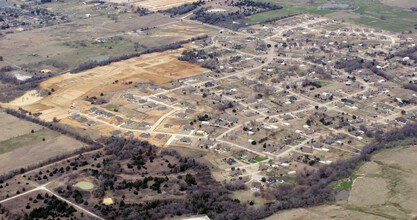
[[0, 128, 60, 155], [246, 0, 417, 32], [266, 145, 417, 220], [0, 111, 43, 142], [57, 37, 144, 68]]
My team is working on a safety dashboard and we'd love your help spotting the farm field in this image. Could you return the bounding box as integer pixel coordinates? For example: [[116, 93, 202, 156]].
[[247, 0, 417, 32], [0, 111, 43, 142], [0, 128, 85, 175], [0, 12, 193, 70], [266, 145, 417, 220]]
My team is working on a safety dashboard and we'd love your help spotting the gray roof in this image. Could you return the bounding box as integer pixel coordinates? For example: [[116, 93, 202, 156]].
[[140, 133, 150, 138], [185, 109, 195, 114], [124, 131, 133, 136], [156, 134, 165, 140], [139, 122, 151, 127], [180, 137, 191, 142], [85, 121, 97, 126], [157, 106, 167, 111], [69, 114, 81, 120], [110, 130, 121, 135], [88, 107, 98, 113], [183, 125, 195, 131], [77, 118, 88, 123]]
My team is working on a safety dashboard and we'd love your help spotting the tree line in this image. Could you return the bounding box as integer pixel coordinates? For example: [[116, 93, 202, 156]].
[[161, 0, 205, 15]]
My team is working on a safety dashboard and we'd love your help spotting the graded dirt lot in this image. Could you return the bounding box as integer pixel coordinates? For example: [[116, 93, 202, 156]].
[[130, 0, 198, 11], [0, 111, 43, 142], [7, 46, 208, 121], [266, 145, 417, 220]]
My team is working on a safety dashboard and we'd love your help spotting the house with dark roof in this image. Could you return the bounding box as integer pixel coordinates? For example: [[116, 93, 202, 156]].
[[324, 139, 335, 145], [138, 99, 147, 104], [139, 122, 151, 128], [69, 114, 81, 120], [266, 178, 277, 184], [156, 134, 165, 140], [157, 106, 167, 111], [204, 82, 215, 87], [77, 118, 88, 123], [278, 157, 290, 164], [124, 131, 133, 136], [226, 158, 236, 165], [147, 102, 157, 108], [258, 164, 268, 171], [228, 117, 238, 123], [312, 142, 323, 148], [396, 117, 407, 123], [185, 109, 195, 114], [140, 133, 150, 138], [156, 94, 168, 99], [183, 125, 195, 131], [230, 170, 242, 176], [180, 137, 191, 143], [110, 130, 121, 136], [282, 115, 294, 120], [85, 121, 97, 126], [88, 107, 98, 113], [176, 113, 187, 118], [168, 97, 177, 102]]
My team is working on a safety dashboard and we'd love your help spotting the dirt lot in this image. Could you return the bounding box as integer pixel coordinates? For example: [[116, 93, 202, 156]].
[[0, 111, 43, 142], [6, 46, 208, 121], [266, 145, 417, 220], [129, 0, 198, 11]]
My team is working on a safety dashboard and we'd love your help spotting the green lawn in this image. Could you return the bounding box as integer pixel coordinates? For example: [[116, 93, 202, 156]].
[[0, 128, 60, 155], [279, 176, 295, 184], [251, 156, 267, 163]]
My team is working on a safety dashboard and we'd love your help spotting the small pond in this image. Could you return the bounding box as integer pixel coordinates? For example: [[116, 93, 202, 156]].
[[74, 181, 94, 190]]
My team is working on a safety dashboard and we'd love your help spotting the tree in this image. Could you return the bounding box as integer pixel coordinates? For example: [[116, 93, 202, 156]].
[[185, 174, 197, 186]]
